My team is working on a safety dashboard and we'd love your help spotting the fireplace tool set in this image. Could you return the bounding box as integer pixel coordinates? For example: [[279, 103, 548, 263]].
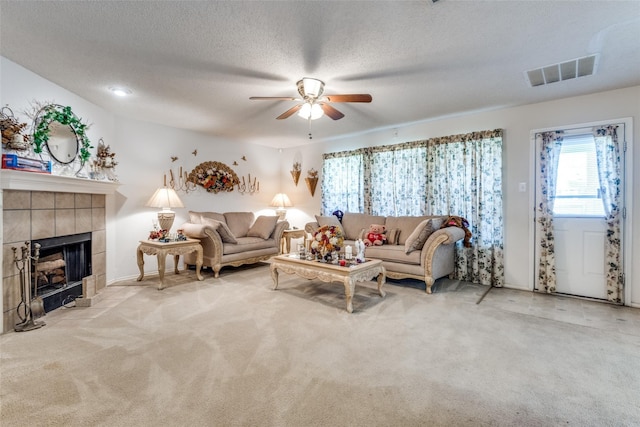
[[12, 241, 46, 332]]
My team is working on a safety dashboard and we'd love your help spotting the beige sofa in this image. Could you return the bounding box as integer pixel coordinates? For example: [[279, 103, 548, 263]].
[[180, 211, 288, 278], [305, 212, 465, 293]]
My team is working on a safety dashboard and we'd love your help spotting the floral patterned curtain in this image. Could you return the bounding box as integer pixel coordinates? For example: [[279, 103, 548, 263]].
[[370, 144, 427, 216], [321, 129, 505, 287], [594, 125, 623, 303], [535, 132, 563, 293], [321, 150, 366, 215], [425, 131, 504, 286]]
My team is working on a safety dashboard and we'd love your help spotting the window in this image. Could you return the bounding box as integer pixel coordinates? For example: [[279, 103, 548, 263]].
[[553, 134, 605, 217]]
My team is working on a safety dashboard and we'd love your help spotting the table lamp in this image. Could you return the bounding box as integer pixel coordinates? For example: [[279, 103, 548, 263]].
[[145, 187, 184, 231], [269, 193, 292, 220]]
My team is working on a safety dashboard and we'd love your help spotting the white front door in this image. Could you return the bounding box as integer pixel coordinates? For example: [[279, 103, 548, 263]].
[[553, 217, 607, 299], [533, 122, 627, 301]]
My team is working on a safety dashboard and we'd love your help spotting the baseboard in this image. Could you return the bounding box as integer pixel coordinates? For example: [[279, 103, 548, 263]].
[[501, 283, 531, 292]]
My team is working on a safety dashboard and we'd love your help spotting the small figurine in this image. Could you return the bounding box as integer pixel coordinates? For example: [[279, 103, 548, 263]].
[[355, 239, 366, 263], [94, 139, 118, 181]]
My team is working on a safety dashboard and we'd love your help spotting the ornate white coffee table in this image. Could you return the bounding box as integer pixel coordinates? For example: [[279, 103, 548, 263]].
[[270, 255, 386, 313], [136, 238, 203, 290]]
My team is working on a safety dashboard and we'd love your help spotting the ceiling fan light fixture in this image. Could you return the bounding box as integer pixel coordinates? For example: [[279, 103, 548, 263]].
[[301, 78, 324, 98], [298, 102, 324, 120]]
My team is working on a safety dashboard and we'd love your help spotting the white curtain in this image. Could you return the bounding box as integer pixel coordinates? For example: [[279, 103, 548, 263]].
[[535, 132, 563, 293], [594, 125, 623, 303], [321, 150, 365, 215], [425, 132, 504, 286], [369, 145, 427, 216]]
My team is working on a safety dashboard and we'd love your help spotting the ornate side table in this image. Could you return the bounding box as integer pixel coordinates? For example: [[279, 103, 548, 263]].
[[281, 228, 306, 254], [136, 238, 203, 290]]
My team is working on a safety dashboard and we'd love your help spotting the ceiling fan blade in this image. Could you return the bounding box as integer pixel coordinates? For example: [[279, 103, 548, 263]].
[[319, 103, 345, 120], [250, 96, 298, 101], [323, 94, 372, 103], [276, 104, 303, 120]]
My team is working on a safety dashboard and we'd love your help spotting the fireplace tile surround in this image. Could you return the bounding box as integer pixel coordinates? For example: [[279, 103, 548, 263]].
[[2, 174, 116, 333]]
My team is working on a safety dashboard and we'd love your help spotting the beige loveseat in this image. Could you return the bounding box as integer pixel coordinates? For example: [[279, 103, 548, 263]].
[[180, 211, 288, 278], [305, 213, 465, 293]]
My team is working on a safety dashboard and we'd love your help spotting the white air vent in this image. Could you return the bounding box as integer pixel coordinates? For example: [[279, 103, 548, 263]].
[[526, 54, 598, 87]]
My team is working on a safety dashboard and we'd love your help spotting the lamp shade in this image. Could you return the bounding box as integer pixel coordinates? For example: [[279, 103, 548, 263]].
[[145, 187, 184, 209], [269, 193, 292, 208]]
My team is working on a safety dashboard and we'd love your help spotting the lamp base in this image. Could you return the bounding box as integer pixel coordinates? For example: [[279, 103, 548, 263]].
[[275, 208, 286, 221], [158, 211, 175, 232]]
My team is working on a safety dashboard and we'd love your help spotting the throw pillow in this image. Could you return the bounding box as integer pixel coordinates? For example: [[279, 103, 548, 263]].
[[404, 219, 434, 254], [202, 218, 238, 244], [188, 211, 203, 224], [315, 214, 344, 234], [224, 212, 255, 237], [247, 215, 278, 239], [201, 211, 226, 223], [189, 211, 225, 224], [386, 228, 399, 245]]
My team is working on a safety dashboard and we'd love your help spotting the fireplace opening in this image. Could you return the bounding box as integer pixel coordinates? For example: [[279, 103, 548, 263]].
[[31, 232, 92, 312]]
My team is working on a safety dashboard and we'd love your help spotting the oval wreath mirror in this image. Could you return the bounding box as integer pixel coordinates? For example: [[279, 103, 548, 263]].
[[32, 104, 92, 164]]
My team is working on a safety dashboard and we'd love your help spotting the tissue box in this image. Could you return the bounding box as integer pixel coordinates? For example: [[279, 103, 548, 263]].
[[2, 154, 52, 173]]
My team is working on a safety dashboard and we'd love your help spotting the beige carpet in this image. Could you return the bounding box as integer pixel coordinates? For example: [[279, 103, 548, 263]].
[[1, 263, 639, 426]]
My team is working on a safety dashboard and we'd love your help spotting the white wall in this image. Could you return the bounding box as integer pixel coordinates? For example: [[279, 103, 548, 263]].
[[111, 117, 284, 279], [281, 86, 640, 306], [0, 57, 284, 282], [3, 55, 638, 306]]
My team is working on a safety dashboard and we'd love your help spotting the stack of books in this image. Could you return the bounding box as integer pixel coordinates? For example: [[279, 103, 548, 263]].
[[2, 153, 52, 174]]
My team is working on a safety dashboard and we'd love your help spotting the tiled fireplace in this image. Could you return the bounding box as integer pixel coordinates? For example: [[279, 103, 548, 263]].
[[1, 170, 118, 333]]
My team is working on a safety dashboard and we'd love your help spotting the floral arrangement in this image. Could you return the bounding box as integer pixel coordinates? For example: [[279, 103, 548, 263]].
[[188, 161, 239, 194], [1, 106, 30, 150], [310, 225, 344, 256], [95, 139, 117, 168]]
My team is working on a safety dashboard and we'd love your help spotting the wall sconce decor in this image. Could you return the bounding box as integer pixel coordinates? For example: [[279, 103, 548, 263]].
[[165, 166, 197, 194], [290, 161, 301, 186], [305, 168, 318, 197], [237, 174, 260, 195]]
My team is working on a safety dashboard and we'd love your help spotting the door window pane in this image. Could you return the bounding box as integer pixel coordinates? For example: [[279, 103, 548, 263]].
[[553, 134, 604, 216]]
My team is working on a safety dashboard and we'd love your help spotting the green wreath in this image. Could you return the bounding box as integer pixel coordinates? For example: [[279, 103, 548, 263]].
[[32, 105, 93, 163]]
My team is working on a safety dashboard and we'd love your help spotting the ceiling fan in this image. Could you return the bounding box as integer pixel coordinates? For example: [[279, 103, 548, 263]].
[[250, 77, 372, 121]]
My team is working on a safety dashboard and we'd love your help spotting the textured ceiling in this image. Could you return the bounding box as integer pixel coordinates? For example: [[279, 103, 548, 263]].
[[1, 1, 639, 148]]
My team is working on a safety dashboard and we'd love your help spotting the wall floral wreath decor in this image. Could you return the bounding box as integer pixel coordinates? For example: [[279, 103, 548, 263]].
[[32, 104, 92, 163], [188, 161, 239, 193]]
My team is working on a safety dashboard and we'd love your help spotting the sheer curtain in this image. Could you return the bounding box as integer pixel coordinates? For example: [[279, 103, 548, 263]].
[[370, 144, 427, 216], [321, 150, 365, 215], [594, 125, 623, 303], [535, 131, 563, 293], [425, 131, 504, 286]]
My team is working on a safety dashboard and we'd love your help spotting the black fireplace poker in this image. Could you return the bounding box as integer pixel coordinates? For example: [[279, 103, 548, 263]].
[[12, 241, 45, 332]]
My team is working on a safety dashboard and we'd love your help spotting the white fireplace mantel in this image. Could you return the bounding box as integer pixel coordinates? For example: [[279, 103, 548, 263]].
[[1, 169, 120, 194]]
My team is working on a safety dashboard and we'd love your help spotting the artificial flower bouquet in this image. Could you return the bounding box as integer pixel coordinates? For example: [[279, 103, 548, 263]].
[[310, 225, 344, 257]]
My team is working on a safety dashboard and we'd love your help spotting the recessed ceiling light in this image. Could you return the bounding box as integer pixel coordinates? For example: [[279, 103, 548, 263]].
[[108, 86, 132, 97]]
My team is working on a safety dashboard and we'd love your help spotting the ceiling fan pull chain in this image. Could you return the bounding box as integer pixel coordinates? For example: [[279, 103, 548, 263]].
[[308, 117, 313, 140]]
